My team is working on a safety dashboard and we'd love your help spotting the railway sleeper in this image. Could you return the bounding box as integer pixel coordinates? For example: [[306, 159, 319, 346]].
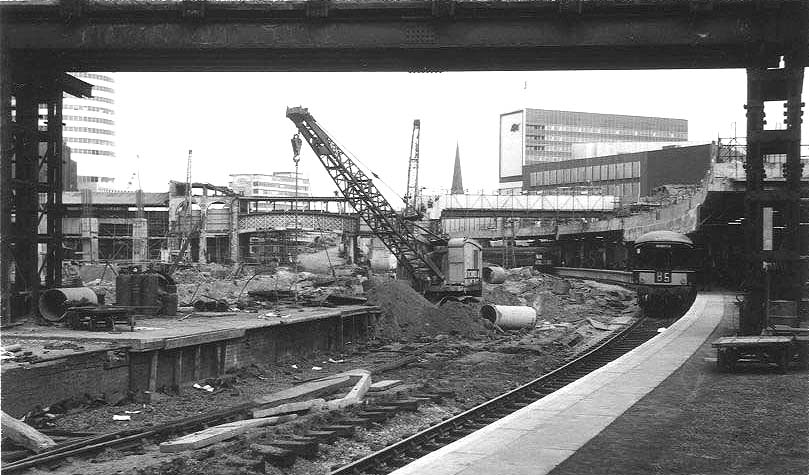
[[269, 439, 319, 459], [317, 424, 356, 437], [410, 393, 444, 403], [338, 417, 376, 427], [357, 411, 394, 422], [304, 429, 341, 443], [250, 443, 297, 468], [380, 399, 421, 411]]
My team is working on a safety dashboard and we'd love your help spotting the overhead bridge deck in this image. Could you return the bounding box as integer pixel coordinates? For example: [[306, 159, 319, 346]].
[[3, 1, 807, 71]]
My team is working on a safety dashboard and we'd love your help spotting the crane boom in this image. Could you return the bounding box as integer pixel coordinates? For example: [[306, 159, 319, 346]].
[[286, 106, 444, 283], [404, 119, 421, 217]]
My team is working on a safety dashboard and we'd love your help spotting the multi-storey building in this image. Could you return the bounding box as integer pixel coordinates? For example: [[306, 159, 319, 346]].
[[44, 72, 119, 186], [229, 172, 311, 210], [499, 109, 688, 191]]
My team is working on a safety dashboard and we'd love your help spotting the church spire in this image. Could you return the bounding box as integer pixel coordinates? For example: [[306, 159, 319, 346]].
[[451, 142, 464, 194]]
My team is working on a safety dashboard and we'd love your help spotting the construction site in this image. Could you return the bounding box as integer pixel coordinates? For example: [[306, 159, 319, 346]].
[[2, 2, 808, 475]]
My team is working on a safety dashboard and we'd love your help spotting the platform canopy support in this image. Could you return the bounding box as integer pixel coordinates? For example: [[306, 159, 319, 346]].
[[742, 46, 807, 335]]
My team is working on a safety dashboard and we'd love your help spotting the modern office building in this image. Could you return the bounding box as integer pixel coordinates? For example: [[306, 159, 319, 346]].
[[523, 143, 715, 204], [499, 109, 688, 190], [229, 172, 311, 210], [44, 72, 119, 185]]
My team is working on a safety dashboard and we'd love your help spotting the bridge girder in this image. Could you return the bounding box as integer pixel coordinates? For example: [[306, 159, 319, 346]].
[[2, 0, 808, 72]]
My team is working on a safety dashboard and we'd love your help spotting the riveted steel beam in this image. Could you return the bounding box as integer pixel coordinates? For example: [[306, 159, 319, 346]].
[[1, 0, 807, 71]]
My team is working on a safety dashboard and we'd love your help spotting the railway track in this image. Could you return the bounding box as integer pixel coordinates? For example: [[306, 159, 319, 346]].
[[331, 315, 674, 475], [4, 315, 668, 474]]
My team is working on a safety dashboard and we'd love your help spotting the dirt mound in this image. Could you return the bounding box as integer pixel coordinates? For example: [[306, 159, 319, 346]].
[[365, 278, 490, 341]]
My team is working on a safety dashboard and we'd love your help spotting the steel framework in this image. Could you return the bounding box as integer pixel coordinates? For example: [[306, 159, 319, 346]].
[[1, 70, 91, 322], [742, 52, 807, 334], [286, 106, 443, 284]]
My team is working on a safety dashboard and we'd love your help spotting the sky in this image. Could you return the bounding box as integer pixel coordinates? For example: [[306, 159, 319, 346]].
[[110, 70, 808, 203]]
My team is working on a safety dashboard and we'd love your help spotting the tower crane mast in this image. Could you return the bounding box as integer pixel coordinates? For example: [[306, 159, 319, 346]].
[[403, 119, 421, 218]]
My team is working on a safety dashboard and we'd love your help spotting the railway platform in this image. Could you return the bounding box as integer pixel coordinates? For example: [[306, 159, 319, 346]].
[[0, 305, 379, 418], [390, 292, 735, 475]]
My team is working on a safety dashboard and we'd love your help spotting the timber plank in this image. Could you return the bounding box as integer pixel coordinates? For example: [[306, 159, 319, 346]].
[[159, 415, 296, 453], [252, 376, 352, 408]]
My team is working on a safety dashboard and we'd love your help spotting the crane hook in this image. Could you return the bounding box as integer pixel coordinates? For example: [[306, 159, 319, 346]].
[[291, 133, 302, 163]]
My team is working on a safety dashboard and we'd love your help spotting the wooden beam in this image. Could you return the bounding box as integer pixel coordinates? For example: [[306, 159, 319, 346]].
[[0, 411, 57, 453]]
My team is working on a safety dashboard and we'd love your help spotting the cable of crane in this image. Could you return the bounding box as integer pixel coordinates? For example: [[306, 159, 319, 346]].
[[317, 122, 408, 206]]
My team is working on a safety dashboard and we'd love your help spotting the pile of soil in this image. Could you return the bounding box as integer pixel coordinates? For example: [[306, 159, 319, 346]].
[[365, 279, 490, 341]]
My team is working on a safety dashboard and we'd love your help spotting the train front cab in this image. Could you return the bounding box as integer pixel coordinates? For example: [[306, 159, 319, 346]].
[[632, 231, 698, 317]]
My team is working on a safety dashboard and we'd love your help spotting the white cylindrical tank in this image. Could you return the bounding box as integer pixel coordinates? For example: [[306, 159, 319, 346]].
[[480, 304, 537, 330]]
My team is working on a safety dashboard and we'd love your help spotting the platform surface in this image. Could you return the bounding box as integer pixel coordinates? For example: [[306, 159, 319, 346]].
[[0, 305, 377, 352], [391, 292, 729, 475]]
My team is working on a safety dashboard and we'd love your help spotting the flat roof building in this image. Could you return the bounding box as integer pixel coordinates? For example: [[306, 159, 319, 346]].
[[523, 143, 715, 205], [499, 109, 688, 190]]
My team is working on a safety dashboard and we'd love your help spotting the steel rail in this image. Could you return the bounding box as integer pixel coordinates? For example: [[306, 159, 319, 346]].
[[331, 315, 669, 475]]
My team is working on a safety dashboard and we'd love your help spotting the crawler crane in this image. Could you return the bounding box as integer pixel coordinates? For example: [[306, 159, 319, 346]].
[[286, 106, 482, 297]]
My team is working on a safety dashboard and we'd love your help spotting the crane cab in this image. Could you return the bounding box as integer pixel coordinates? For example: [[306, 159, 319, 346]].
[[427, 238, 482, 296]]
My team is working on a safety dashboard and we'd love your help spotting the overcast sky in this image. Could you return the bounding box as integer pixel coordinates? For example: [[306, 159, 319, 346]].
[[112, 70, 808, 203]]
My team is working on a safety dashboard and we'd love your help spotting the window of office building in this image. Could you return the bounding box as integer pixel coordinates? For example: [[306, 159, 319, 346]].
[[632, 161, 641, 178]]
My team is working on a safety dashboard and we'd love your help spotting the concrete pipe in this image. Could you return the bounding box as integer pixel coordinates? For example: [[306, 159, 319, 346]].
[[482, 265, 507, 284], [39, 287, 98, 322], [480, 304, 537, 330]]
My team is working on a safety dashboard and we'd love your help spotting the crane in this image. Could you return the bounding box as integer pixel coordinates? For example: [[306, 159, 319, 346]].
[[286, 106, 482, 296], [403, 119, 421, 219]]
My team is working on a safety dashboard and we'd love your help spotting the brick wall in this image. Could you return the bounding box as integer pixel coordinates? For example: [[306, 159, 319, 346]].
[[1, 349, 130, 418]]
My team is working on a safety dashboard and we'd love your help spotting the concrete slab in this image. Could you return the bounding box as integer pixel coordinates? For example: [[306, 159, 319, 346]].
[[456, 448, 574, 475], [516, 414, 615, 451]]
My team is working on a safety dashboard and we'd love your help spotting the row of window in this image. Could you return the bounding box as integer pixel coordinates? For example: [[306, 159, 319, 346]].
[[526, 122, 686, 138], [72, 72, 113, 83], [530, 181, 641, 199], [64, 126, 115, 136], [528, 161, 642, 186], [64, 104, 114, 115], [65, 137, 115, 146], [89, 96, 115, 105], [69, 148, 115, 156], [91, 85, 115, 94], [63, 115, 115, 125]]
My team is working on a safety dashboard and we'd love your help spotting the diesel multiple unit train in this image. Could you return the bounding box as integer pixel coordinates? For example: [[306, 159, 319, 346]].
[[631, 230, 698, 315]]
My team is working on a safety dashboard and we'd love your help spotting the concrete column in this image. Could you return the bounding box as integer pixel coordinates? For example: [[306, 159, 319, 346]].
[[198, 205, 207, 264], [132, 218, 148, 262], [81, 218, 99, 262], [229, 199, 240, 264]]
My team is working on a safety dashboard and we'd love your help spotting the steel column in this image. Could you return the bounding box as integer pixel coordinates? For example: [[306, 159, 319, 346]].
[[742, 52, 805, 335], [0, 17, 11, 324]]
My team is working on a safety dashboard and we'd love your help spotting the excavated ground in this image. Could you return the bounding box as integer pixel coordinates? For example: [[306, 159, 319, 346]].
[[10, 263, 639, 475]]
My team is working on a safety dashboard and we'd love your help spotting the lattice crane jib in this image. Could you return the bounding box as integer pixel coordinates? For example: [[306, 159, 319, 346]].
[[285, 107, 444, 282]]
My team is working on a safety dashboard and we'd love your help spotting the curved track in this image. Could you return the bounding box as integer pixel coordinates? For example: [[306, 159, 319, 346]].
[[332, 315, 674, 475]]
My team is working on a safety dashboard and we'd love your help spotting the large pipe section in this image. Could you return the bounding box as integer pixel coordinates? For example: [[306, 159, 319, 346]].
[[39, 287, 98, 322], [482, 265, 507, 284], [480, 304, 537, 330]]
